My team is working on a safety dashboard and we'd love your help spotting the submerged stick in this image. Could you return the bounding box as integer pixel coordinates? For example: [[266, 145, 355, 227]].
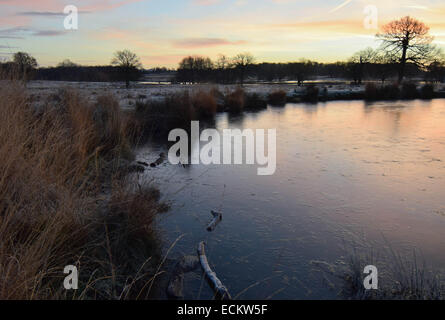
[[197, 241, 231, 300], [206, 210, 222, 232], [150, 152, 166, 168]]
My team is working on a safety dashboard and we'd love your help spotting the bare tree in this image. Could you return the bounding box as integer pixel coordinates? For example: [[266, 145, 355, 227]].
[[177, 56, 213, 83], [292, 59, 316, 86], [111, 50, 142, 88], [215, 54, 233, 83], [372, 52, 398, 85], [348, 48, 379, 84], [377, 16, 438, 83], [426, 59, 445, 83], [13, 52, 38, 82], [57, 59, 78, 67], [232, 53, 255, 85]]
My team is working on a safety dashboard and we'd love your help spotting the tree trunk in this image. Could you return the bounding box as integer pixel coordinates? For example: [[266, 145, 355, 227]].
[[240, 68, 245, 86], [125, 66, 130, 89], [399, 44, 408, 83]]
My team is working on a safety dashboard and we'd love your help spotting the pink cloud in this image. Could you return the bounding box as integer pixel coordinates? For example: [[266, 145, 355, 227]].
[[0, 14, 31, 27], [81, 0, 144, 13], [0, 0, 143, 13], [0, 0, 61, 10], [172, 38, 248, 48]]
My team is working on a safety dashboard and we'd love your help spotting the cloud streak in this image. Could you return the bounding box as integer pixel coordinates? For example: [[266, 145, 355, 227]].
[[329, 0, 354, 13], [19, 10, 90, 16], [0, 26, 66, 38]]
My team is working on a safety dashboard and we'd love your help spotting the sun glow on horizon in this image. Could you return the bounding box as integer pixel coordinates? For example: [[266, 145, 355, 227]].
[[0, 0, 444, 68]]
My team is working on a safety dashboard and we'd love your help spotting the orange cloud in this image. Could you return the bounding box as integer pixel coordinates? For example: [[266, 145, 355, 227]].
[[272, 19, 365, 32]]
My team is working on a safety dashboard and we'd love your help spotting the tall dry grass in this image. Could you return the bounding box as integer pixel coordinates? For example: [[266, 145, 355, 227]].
[[0, 81, 165, 299], [341, 246, 444, 300]]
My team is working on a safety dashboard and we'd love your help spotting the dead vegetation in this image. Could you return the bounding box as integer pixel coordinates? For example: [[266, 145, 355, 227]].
[[0, 80, 167, 299]]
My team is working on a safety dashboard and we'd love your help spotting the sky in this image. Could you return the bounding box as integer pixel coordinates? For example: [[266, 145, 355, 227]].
[[0, 0, 445, 68]]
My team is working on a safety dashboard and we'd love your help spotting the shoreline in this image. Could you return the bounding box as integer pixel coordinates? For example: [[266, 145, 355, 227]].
[[20, 80, 445, 111]]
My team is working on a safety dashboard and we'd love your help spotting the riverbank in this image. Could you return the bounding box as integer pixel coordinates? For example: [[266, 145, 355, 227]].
[[20, 80, 445, 111], [0, 81, 168, 299]]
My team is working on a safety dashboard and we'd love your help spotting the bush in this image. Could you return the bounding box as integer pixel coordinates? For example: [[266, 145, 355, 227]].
[[244, 92, 267, 110], [365, 83, 401, 100], [191, 90, 217, 118], [224, 87, 245, 113], [364, 83, 378, 101], [267, 90, 287, 106], [134, 89, 219, 138], [303, 85, 319, 102], [210, 87, 225, 112], [134, 92, 195, 138], [381, 83, 400, 100], [401, 82, 419, 99], [420, 84, 435, 99]]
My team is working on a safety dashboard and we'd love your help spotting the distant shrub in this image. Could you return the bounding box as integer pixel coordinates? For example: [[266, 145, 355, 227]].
[[381, 83, 400, 100], [244, 92, 267, 110], [420, 84, 435, 99], [365, 83, 402, 100], [303, 85, 319, 102], [364, 83, 378, 101], [224, 87, 245, 113], [210, 87, 225, 112], [191, 90, 217, 118], [134, 92, 195, 138], [267, 90, 287, 106], [401, 82, 419, 99]]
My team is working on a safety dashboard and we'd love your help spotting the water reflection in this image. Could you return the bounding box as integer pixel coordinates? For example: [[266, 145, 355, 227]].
[[138, 99, 445, 299]]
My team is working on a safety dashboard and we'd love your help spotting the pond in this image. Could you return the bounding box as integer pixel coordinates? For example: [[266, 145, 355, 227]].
[[137, 99, 445, 299]]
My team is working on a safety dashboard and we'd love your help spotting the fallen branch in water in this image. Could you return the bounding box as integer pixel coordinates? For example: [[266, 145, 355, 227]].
[[197, 241, 231, 300], [137, 161, 149, 167], [206, 210, 222, 232], [150, 152, 166, 168]]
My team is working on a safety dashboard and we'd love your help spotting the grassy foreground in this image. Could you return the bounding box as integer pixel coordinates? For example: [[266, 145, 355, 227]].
[[0, 81, 167, 299]]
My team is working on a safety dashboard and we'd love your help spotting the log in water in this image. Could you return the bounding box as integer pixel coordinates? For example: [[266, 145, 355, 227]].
[[197, 241, 231, 300], [206, 210, 222, 232]]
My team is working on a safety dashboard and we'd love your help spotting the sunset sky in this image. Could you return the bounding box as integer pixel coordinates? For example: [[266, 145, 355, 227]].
[[1, 0, 444, 68]]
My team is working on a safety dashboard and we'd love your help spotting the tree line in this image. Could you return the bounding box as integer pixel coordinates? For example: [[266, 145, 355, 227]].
[[1, 16, 444, 87], [176, 17, 444, 85], [0, 50, 143, 88]]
